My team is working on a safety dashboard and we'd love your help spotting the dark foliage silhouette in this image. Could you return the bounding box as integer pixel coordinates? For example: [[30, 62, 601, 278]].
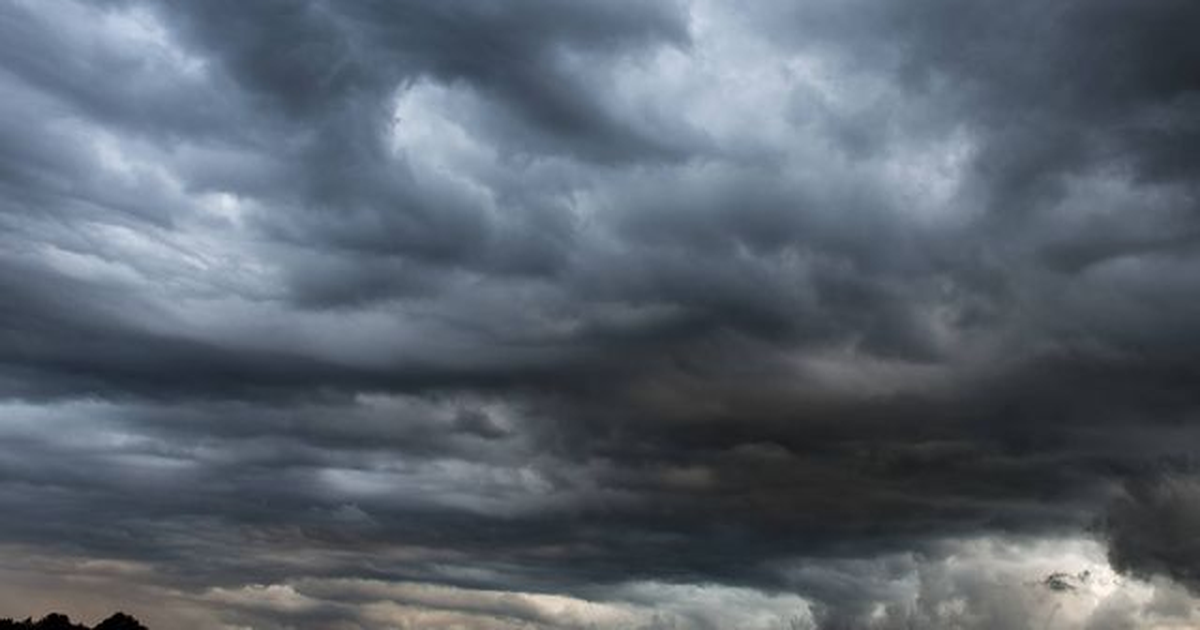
[[0, 613, 145, 630]]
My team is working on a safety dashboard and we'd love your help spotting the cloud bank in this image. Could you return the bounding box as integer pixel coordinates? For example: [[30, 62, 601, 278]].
[[1, 0, 1199, 627]]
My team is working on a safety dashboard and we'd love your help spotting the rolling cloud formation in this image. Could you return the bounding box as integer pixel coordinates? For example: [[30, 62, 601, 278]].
[[2, 0, 1200, 628]]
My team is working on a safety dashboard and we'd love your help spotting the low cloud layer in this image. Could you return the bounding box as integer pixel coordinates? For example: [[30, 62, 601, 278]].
[[2, 0, 1199, 627]]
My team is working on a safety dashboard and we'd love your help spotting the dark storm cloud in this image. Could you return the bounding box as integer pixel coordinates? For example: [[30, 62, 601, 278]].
[[2, 0, 1200, 627], [1105, 472, 1200, 592]]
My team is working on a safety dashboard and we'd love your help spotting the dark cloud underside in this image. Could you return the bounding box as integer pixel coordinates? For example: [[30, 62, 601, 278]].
[[1, 0, 1199, 628]]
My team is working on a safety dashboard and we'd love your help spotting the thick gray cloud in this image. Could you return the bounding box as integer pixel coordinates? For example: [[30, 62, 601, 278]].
[[1, 0, 1199, 627]]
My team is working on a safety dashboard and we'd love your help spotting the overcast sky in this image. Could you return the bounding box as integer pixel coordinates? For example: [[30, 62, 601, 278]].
[[2, 0, 1200, 628]]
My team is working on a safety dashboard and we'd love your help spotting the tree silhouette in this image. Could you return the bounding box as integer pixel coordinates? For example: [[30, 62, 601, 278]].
[[92, 614, 146, 630], [0, 614, 146, 630]]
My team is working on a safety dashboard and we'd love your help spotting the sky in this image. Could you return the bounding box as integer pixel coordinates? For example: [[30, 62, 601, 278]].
[[1, 0, 1200, 628]]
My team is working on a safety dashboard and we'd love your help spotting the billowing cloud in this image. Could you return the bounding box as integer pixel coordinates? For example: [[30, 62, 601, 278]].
[[1, 0, 1199, 627]]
